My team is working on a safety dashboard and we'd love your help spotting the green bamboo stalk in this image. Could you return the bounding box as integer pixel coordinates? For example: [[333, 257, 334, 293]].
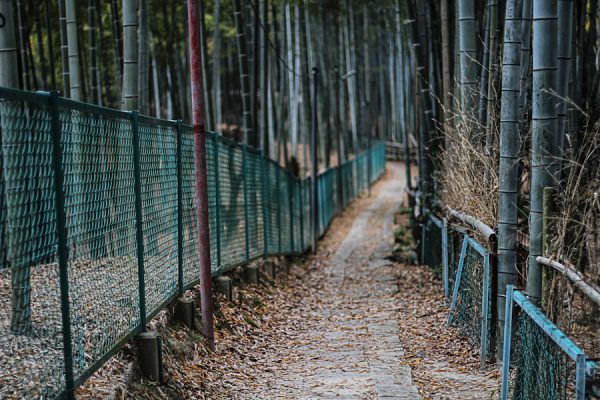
[[58, 0, 70, 97], [441, 0, 452, 144], [0, 0, 19, 88], [557, 0, 573, 173], [485, 0, 499, 154], [212, 0, 222, 128], [89, 0, 99, 104], [138, 0, 148, 114], [1, 0, 30, 335], [121, 0, 138, 110], [527, 0, 558, 306], [496, 0, 522, 361], [234, 0, 253, 144], [65, 0, 81, 100], [458, 0, 477, 111]]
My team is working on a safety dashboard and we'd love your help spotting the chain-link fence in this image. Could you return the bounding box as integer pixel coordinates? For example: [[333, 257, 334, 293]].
[[446, 233, 494, 366], [417, 211, 495, 366], [502, 287, 599, 400], [0, 87, 386, 399]]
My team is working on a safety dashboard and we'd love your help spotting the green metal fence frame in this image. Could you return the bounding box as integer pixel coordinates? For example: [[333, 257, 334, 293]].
[[501, 286, 599, 400], [0, 86, 386, 399]]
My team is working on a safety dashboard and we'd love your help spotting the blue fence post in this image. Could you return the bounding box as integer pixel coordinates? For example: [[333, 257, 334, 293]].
[[242, 144, 250, 262], [448, 234, 468, 325], [49, 91, 75, 400], [576, 353, 587, 400], [262, 155, 268, 257], [500, 285, 515, 400], [176, 120, 184, 294], [442, 218, 449, 299], [480, 252, 491, 367], [131, 111, 147, 331], [212, 134, 221, 267]]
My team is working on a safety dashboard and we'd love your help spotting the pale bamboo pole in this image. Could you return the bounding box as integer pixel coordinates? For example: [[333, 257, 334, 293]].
[[234, 0, 253, 144], [1, 0, 30, 334], [199, 0, 213, 130], [527, 0, 558, 305], [441, 0, 452, 149], [284, 1, 297, 158], [121, 0, 138, 110], [260, 0, 269, 155], [458, 0, 477, 111], [138, 0, 148, 114], [66, 0, 82, 100], [89, 0, 99, 104], [0, 0, 19, 88], [497, 0, 522, 360], [556, 0, 573, 174], [212, 0, 222, 128]]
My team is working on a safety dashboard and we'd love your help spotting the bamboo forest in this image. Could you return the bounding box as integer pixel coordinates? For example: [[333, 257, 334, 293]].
[[1, 0, 600, 399]]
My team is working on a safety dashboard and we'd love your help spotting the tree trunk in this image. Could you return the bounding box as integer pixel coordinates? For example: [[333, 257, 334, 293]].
[[496, 0, 522, 360], [66, 0, 82, 100], [233, 0, 253, 144], [89, 0, 99, 104], [121, 0, 138, 110], [138, 0, 148, 114], [527, 0, 558, 306], [212, 0, 222, 129], [458, 0, 477, 111]]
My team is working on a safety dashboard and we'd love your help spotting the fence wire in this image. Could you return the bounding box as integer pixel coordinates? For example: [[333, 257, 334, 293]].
[[502, 289, 598, 400], [0, 87, 386, 399]]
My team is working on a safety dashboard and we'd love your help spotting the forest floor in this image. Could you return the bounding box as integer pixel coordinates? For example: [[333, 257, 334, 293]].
[[78, 162, 499, 399]]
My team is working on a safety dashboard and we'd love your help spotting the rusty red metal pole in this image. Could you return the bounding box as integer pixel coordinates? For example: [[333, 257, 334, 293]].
[[187, 0, 214, 350]]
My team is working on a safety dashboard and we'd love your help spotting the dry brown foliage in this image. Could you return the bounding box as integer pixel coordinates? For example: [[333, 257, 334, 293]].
[[438, 104, 499, 228]]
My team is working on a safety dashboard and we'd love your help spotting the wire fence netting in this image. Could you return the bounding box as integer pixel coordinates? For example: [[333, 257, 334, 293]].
[[0, 87, 386, 399]]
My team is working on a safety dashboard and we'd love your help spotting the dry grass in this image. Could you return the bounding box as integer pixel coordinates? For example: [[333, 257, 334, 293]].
[[438, 102, 499, 227]]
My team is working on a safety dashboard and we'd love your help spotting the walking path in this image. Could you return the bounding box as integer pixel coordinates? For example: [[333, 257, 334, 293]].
[[242, 162, 420, 399]]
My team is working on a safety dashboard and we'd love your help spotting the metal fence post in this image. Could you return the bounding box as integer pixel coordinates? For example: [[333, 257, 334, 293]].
[[131, 111, 147, 330], [480, 252, 491, 368], [176, 120, 184, 295], [500, 285, 515, 400], [298, 179, 303, 252], [310, 67, 318, 253], [442, 218, 449, 299], [262, 155, 268, 257], [242, 144, 250, 262], [576, 353, 587, 400], [288, 174, 295, 252], [277, 168, 281, 254], [448, 234, 468, 325], [212, 134, 221, 267], [49, 91, 75, 400]]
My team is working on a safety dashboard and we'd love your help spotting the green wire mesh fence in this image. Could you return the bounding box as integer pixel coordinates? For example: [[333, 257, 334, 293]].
[[501, 287, 599, 400], [419, 212, 495, 367], [0, 87, 386, 399], [446, 233, 494, 366]]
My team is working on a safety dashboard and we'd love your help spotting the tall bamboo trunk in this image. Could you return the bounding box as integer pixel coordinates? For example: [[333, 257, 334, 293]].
[[34, 1, 47, 89], [199, 0, 213, 130], [441, 0, 452, 147], [66, 0, 81, 100], [485, 0, 499, 155], [233, 0, 253, 144], [1, 0, 31, 335], [89, 0, 99, 104], [121, 0, 138, 110], [260, 0, 269, 155], [458, 0, 477, 112], [16, 0, 30, 90], [138, 0, 148, 114], [556, 0, 574, 173], [496, 0, 522, 360], [344, 0, 358, 154], [527, 0, 558, 306], [212, 0, 222, 129]]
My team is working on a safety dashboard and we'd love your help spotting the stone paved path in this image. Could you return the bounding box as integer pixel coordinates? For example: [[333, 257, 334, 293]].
[[272, 163, 420, 399]]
